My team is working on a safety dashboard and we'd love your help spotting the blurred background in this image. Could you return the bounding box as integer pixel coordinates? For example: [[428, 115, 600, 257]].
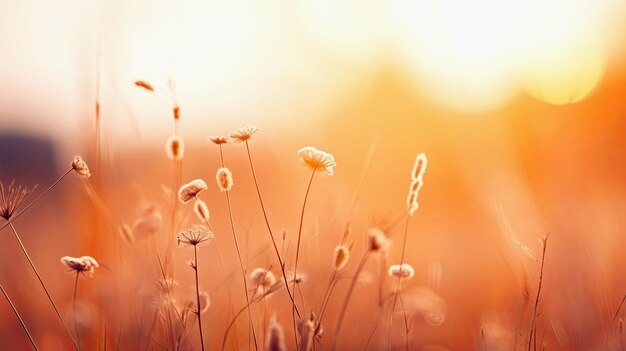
[[1, 0, 626, 350]]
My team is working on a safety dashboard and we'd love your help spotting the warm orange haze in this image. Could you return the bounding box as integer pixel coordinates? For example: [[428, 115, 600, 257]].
[[1, 0, 626, 350]]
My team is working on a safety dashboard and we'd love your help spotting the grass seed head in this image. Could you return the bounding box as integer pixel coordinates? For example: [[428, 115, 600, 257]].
[[166, 135, 184, 161], [216, 167, 233, 192]]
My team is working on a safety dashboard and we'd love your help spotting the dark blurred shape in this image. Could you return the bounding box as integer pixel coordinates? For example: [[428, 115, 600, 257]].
[[0, 133, 58, 185]]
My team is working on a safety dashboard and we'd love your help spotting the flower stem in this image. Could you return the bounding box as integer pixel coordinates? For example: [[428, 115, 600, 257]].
[[0, 282, 39, 350], [8, 222, 78, 350], [73, 271, 81, 351], [330, 252, 371, 351], [194, 245, 206, 351], [220, 145, 258, 350], [292, 169, 316, 346]]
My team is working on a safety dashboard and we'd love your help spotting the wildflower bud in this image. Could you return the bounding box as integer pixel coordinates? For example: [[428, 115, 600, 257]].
[[178, 179, 208, 204], [134, 80, 154, 91], [216, 167, 233, 192], [266, 316, 286, 351], [367, 228, 389, 252], [72, 155, 91, 178], [166, 135, 184, 161], [194, 198, 210, 223], [333, 245, 350, 271], [388, 263, 415, 280]]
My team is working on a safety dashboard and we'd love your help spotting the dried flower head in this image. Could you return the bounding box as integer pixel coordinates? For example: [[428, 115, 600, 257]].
[[249, 268, 277, 292], [367, 227, 390, 252], [194, 198, 210, 223], [0, 180, 36, 220], [298, 146, 336, 176], [228, 126, 258, 142], [177, 226, 213, 247], [134, 80, 154, 92], [72, 155, 91, 178], [388, 263, 415, 280], [266, 316, 286, 351], [166, 135, 184, 161], [207, 136, 230, 145], [61, 256, 99, 277], [216, 167, 233, 192], [298, 314, 316, 351], [178, 179, 208, 204], [333, 245, 351, 271]]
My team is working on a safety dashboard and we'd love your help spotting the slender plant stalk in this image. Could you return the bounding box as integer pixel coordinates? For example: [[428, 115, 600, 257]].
[[73, 271, 81, 351], [0, 168, 72, 233], [0, 282, 39, 350], [528, 236, 548, 351], [193, 245, 206, 351], [331, 252, 371, 351], [7, 222, 78, 350], [244, 141, 299, 305], [219, 145, 258, 350], [292, 169, 316, 347], [388, 215, 411, 349]]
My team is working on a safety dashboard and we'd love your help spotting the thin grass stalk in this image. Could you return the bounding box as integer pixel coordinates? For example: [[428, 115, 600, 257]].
[[73, 271, 81, 350], [0, 282, 39, 350], [7, 222, 78, 350], [528, 236, 548, 351], [0, 168, 72, 233], [292, 169, 316, 347], [193, 245, 206, 351], [330, 251, 371, 351], [219, 145, 258, 350], [244, 140, 299, 310]]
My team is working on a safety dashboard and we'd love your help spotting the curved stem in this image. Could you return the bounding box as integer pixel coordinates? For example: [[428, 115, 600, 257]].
[[292, 169, 316, 346], [220, 145, 258, 350], [0, 282, 39, 350], [388, 215, 411, 348], [244, 141, 299, 317], [0, 168, 72, 232], [194, 245, 206, 351], [330, 252, 371, 351], [8, 222, 78, 350]]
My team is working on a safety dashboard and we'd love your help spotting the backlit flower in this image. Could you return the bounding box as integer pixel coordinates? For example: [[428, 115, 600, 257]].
[[297, 146, 336, 176]]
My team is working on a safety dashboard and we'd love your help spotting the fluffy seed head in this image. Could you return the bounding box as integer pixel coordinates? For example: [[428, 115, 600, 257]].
[[411, 153, 428, 181], [249, 268, 277, 292], [177, 226, 213, 247], [0, 180, 36, 220], [298, 146, 336, 176], [194, 198, 210, 223], [388, 263, 415, 280], [333, 245, 351, 271], [228, 126, 258, 142], [166, 135, 184, 161], [207, 136, 230, 145], [178, 179, 208, 204], [216, 167, 233, 192], [266, 316, 286, 351], [72, 155, 91, 178], [367, 227, 390, 252], [132, 207, 163, 239], [61, 256, 99, 277], [198, 291, 210, 314]]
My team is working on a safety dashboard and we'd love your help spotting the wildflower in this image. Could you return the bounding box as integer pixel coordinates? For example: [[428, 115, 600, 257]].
[[266, 316, 286, 351], [207, 136, 230, 145], [0, 180, 36, 220], [166, 135, 184, 161], [249, 268, 277, 293], [134, 80, 154, 92], [60, 256, 99, 277], [388, 263, 415, 280], [297, 146, 336, 176], [71, 155, 91, 178], [228, 126, 258, 142], [194, 198, 210, 223], [333, 245, 351, 271], [367, 227, 390, 252], [216, 167, 233, 192], [177, 226, 213, 247], [178, 179, 208, 204]]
